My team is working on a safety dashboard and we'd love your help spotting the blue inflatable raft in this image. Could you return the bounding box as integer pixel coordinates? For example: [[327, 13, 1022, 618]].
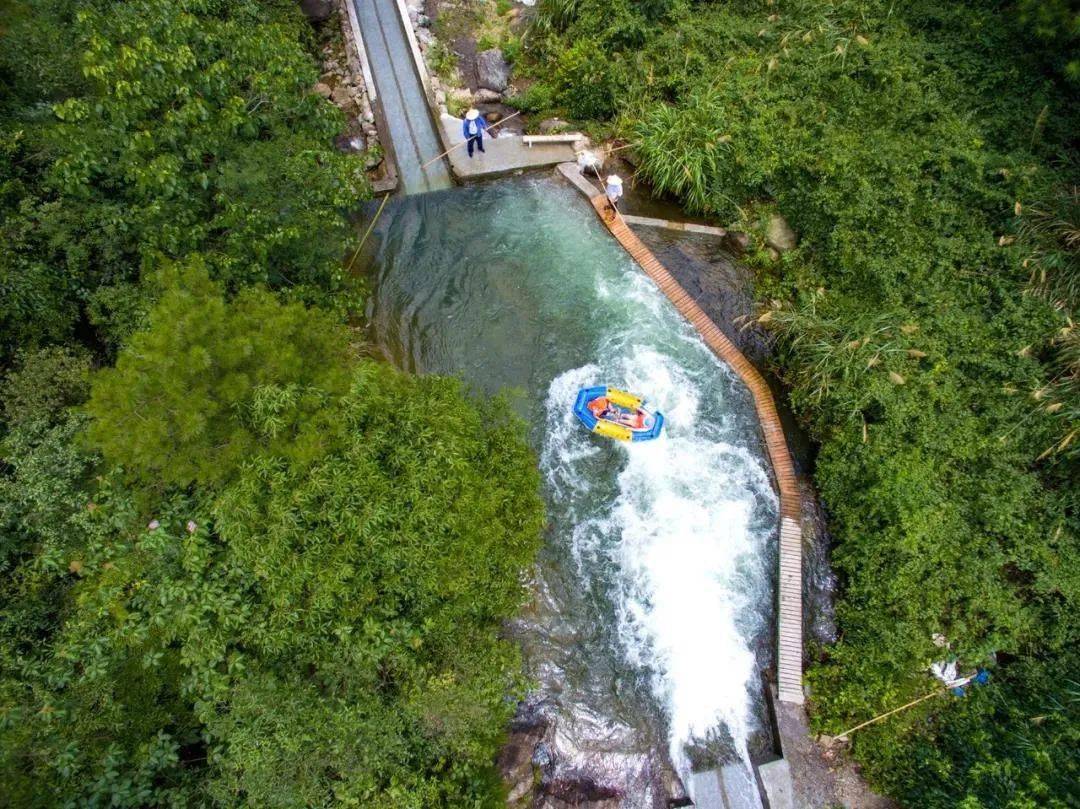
[[573, 386, 665, 442]]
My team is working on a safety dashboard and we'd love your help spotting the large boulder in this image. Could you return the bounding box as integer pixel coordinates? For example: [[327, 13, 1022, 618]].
[[765, 213, 798, 252], [299, 0, 333, 23], [476, 48, 511, 92], [473, 88, 501, 104]]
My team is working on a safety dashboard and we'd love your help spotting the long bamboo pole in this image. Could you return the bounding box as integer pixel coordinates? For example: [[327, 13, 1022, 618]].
[[834, 686, 949, 740], [345, 192, 391, 273], [419, 111, 522, 170]]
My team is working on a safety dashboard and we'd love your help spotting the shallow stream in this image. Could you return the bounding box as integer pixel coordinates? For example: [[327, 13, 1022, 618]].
[[360, 176, 779, 805]]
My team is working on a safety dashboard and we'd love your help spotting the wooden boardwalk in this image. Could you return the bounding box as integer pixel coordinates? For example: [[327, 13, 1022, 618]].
[[589, 194, 805, 705]]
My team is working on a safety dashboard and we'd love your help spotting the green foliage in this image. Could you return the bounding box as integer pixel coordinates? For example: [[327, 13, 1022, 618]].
[[2, 2, 544, 806], [1016, 0, 1080, 81], [855, 656, 1080, 808], [525, 0, 1080, 804], [1017, 184, 1080, 460], [2, 289, 546, 807], [0, 0, 368, 364], [85, 259, 353, 489]]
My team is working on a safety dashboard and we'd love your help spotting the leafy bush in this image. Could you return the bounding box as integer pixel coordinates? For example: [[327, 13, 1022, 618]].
[[1, 270, 546, 807], [0, 0, 369, 364]]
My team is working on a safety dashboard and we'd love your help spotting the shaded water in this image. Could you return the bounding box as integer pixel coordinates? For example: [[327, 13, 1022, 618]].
[[361, 176, 779, 803]]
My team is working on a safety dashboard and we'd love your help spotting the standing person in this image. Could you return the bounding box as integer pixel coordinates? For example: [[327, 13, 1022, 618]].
[[462, 109, 488, 158], [605, 174, 623, 219]]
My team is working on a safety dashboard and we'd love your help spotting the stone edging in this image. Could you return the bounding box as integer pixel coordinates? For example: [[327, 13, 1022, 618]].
[[389, 0, 454, 158], [338, 0, 399, 192]]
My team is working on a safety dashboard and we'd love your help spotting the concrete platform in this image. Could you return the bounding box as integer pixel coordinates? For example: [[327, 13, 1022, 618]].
[[758, 759, 794, 809], [555, 163, 728, 238], [689, 764, 765, 809], [441, 115, 579, 181]]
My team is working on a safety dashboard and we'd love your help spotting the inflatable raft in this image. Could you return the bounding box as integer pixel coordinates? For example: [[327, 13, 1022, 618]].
[[573, 386, 664, 442]]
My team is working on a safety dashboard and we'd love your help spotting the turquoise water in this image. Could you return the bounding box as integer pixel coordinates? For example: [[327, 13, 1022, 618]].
[[361, 176, 778, 801]]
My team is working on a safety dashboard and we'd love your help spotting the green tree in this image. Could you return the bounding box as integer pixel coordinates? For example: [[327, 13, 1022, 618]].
[[85, 259, 354, 489], [3, 275, 546, 807], [0, 0, 368, 364]]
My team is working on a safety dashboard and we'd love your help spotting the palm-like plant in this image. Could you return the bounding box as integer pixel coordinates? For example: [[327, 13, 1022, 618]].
[[1019, 184, 1080, 306], [1019, 184, 1080, 459]]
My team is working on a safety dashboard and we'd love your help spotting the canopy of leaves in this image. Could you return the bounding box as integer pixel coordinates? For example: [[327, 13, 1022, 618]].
[[523, 0, 1079, 804], [0, 0, 368, 364], [85, 260, 354, 489], [1, 284, 545, 807]]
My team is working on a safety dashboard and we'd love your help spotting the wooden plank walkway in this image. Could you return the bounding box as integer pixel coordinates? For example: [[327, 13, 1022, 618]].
[[589, 194, 805, 705]]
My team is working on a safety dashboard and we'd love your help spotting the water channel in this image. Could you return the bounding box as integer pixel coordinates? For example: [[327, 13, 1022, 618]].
[[359, 176, 779, 805]]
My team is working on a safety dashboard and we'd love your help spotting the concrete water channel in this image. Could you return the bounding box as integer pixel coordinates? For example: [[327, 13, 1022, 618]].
[[346, 1, 802, 805]]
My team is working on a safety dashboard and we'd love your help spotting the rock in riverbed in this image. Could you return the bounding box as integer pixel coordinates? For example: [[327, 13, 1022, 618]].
[[476, 48, 511, 92], [473, 88, 501, 104]]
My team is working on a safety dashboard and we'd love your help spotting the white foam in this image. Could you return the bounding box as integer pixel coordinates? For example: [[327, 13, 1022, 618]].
[[542, 344, 776, 776]]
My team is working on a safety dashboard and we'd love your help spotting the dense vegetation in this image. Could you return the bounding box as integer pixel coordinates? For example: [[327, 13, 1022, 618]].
[[1, 1, 545, 805], [522, 0, 1079, 805]]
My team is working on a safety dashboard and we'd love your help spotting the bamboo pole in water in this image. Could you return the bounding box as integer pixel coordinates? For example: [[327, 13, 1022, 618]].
[[345, 192, 391, 273], [419, 111, 522, 170]]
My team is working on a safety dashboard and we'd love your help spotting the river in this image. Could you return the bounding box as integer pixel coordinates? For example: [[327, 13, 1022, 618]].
[[360, 175, 779, 805]]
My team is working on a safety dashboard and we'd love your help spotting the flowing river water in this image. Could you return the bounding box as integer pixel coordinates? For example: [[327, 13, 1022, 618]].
[[360, 176, 779, 805]]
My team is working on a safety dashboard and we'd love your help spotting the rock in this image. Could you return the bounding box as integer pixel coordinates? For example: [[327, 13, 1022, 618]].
[[435, 89, 447, 105], [417, 13, 431, 27], [544, 775, 621, 802], [476, 48, 511, 92], [331, 85, 352, 107], [416, 28, 433, 47], [299, 0, 333, 23], [538, 117, 566, 134], [767, 246, 781, 262], [312, 82, 333, 99], [449, 87, 472, 107], [723, 230, 751, 255], [484, 111, 499, 123], [364, 149, 383, 170], [473, 88, 501, 104], [766, 212, 798, 252], [335, 134, 365, 153]]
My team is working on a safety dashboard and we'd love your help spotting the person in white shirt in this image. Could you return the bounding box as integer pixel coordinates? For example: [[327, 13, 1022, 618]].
[[605, 174, 623, 218]]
